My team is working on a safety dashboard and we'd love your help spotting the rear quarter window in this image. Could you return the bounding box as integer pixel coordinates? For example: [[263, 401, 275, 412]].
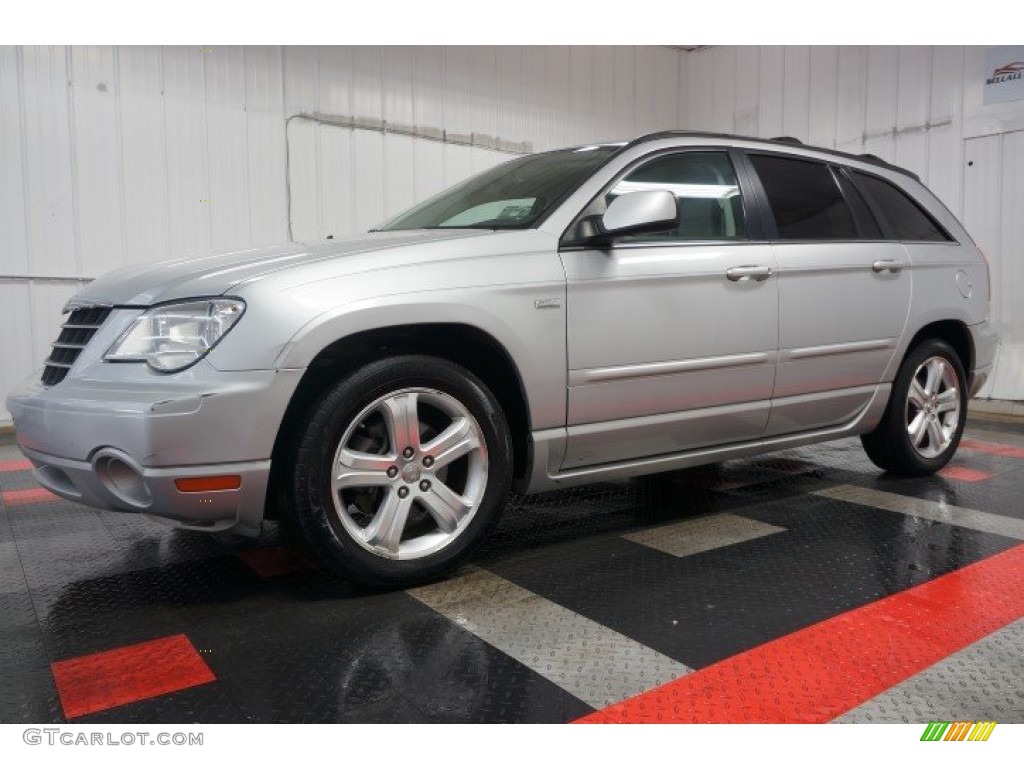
[[850, 171, 953, 242]]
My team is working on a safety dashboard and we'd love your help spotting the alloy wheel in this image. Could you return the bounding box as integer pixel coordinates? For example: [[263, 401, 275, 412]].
[[329, 388, 488, 560], [904, 355, 961, 459]]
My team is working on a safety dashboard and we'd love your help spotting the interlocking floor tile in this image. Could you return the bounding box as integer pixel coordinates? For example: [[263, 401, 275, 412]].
[[51, 634, 215, 719], [2, 488, 58, 506], [623, 512, 785, 558], [837, 618, 1024, 723]]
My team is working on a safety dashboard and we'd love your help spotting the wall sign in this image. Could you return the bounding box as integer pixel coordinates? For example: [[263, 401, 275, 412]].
[[983, 46, 1024, 105]]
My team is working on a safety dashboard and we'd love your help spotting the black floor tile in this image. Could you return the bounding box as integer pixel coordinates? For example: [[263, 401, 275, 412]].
[[486, 493, 1017, 670], [187, 591, 590, 724], [74, 684, 246, 725]]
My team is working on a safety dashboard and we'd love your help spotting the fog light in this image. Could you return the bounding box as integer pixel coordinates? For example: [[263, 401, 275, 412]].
[[174, 475, 242, 493]]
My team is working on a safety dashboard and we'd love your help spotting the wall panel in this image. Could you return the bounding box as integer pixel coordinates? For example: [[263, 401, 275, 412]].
[[70, 46, 125, 277], [0, 47, 29, 275], [244, 45, 287, 247], [806, 46, 837, 147], [118, 46, 172, 262], [834, 46, 868, 153], [711, 47, 737, 134], [757, 46, 784, 139], [652, 46, 681, 132], [162, 45, 212, 257], [993, 132, 1024, 399], [0, 284, 35, 416], [204, 45, 250, 252], [20, 46, 77, 277], [781, 46, 810, 140]]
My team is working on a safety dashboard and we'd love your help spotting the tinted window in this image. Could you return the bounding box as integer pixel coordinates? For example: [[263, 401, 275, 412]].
[[850, 171, 951, 242], [835, 171, 882, 239], [750, 155, 856, 240], [605, 152, 746, 241]]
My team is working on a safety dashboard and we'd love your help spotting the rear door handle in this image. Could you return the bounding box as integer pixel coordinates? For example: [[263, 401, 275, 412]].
[[726, 265, 773, 282], [872, 259, 905, 273]]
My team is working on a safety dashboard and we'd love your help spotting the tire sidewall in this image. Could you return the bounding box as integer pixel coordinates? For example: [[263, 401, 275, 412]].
[[292, 355, 511, 587]]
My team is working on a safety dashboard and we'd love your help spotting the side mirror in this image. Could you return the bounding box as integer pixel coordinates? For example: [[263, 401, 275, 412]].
[[592, 190, 679, 244]]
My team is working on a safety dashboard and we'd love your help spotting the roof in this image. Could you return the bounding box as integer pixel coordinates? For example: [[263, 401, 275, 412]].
[[627, 131, 920, 182]]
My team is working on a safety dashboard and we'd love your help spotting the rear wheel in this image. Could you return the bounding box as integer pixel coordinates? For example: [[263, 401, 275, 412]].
[[289, 355, 512, 588], [861, 338, 967, 476]]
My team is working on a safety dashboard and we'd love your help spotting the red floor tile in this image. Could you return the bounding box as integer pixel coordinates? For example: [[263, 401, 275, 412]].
[[577, 543, 1024, 724], [0, 459, 32, 472], [51, 634, 215, 719], [938, 465, 994, 482], [238, 546, 315, 577], [1, 487, 58, 506], [960, 437, 1024, 460]]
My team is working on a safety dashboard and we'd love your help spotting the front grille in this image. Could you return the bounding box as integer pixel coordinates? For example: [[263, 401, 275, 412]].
[[41, 306, 112, 386]]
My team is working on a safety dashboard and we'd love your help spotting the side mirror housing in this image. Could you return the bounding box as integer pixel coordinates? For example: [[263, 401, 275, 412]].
[[586, 190, 679, 246]]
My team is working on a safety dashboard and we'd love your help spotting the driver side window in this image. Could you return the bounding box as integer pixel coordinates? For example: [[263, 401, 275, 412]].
[[606, 151, 747, 243]]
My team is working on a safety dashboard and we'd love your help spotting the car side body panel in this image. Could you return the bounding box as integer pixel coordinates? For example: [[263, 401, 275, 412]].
[[560, 241, 778, 468], [766, 240, 912, 436]]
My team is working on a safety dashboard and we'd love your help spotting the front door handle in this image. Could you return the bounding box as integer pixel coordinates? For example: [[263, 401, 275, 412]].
[[872, 259, 905, 273], [726, 265, 773, 282]]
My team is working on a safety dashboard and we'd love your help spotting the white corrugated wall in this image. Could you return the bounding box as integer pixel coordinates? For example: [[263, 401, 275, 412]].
[[678, 45, 1024, 401], [0, 45, 682, 424]]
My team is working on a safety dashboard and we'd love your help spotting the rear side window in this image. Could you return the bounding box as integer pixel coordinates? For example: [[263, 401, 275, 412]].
[[605, 152, 746, 242], [749, 154, 857, 240], [835, 171, 882, 239], [850, 171, 952, 242]]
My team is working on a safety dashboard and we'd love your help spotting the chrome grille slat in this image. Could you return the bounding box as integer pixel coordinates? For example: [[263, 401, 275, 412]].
[[41, 306, 112, 386]]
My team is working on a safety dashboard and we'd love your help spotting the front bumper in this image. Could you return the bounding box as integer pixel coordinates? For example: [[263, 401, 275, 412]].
[[6, 361, 303, 534], [22, 446, 271, 535]]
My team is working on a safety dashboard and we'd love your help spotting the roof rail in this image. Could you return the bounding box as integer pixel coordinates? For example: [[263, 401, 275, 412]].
[[626, 130, 920, 182]]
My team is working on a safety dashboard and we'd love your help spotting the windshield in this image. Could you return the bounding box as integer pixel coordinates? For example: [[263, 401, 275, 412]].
[[377, 146, 620, 231]]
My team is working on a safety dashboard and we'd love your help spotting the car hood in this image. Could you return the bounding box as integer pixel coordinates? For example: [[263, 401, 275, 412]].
[[70, 230, 492, 307]]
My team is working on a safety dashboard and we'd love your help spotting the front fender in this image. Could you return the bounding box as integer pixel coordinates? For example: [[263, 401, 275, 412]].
[[276, 287, 568, 431]]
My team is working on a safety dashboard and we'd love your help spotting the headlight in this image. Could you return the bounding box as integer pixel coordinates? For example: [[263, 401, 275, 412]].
[[105, 299, 245, 372]]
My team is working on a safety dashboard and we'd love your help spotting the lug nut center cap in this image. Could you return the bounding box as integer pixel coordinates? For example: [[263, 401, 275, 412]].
[[401, 464, 422, 483]]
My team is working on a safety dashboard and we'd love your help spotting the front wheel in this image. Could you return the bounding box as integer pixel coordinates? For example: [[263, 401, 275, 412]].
[[861, 338, 967, 476], [289, 355, 512, 588]]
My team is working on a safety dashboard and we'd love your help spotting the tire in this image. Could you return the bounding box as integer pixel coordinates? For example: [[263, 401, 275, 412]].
[[861, 338, 968, 476], [288, 355, 512, 588]]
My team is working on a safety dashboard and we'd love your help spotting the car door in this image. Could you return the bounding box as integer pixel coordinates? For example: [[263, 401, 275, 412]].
[[558, 148, 779, 469], [742, 152, 913, 436]]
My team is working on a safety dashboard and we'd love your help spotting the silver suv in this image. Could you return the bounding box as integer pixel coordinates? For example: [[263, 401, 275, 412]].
[[6, 132, 996, 587]]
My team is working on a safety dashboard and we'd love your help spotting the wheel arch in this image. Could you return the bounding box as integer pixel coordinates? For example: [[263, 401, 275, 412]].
[[903, 319, 973, 375], [267, 322, 533, 518]]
